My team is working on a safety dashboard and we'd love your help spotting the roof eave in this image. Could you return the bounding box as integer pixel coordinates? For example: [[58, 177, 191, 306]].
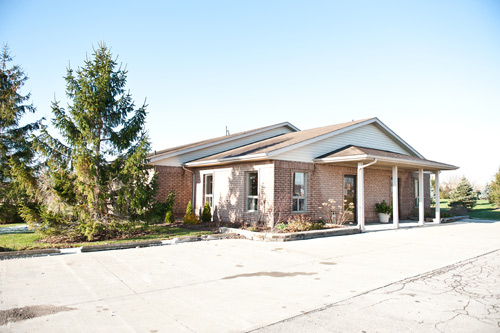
[[184, 153, 269, 167], [314, 154, 458, 171]]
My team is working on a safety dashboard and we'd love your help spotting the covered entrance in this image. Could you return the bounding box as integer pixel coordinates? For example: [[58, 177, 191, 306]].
[[314, 146, 458, 232]]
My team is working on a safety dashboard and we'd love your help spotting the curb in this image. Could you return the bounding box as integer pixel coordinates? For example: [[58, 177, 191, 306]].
[[441, 215, 470, 223], [0, 233, 228, 259], [0, 248, 60, 260]]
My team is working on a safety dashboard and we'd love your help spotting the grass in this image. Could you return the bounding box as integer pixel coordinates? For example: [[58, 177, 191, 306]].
[[0, 224, 212, 251], [0, 223, 26, 228], [439, 199, 500, 220]]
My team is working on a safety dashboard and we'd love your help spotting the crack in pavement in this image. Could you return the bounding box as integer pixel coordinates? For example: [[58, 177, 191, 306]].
[[254, 249, 500, 332]]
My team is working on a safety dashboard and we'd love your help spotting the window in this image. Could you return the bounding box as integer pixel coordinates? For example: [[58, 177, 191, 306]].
[[414, 178, 419, 207], [247, 172, 258, 211], [292, 172, 306, 212], [204, 174, 213, 207]]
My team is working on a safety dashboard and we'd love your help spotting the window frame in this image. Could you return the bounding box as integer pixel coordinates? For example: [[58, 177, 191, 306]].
[[292, 172, 307, 212], [414, 178, 419, 208], [246, 171, 259, 211], [204, 173, 213, 208]]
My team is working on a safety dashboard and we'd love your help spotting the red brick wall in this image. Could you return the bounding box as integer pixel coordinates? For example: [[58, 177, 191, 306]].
[[155, 161, 432, 224], [273, 160, 430, 223], [155, 165, 193, 218]]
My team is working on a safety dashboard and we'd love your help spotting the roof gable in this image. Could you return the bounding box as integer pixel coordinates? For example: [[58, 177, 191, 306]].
[[185, 118, 423, 166]]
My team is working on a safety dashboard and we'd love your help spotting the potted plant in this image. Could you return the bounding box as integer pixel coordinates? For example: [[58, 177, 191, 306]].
[[375, 200, 392, 223]]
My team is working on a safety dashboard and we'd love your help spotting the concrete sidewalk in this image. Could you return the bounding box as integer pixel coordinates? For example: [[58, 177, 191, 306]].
[[1, 219, 499, 332]]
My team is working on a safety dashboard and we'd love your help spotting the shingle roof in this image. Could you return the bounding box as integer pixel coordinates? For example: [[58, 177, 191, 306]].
[[149, 121, 298, 158], [186, 118, 373, 164]]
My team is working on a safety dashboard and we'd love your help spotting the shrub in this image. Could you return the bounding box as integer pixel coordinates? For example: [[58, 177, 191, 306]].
[[310, 222, 324, 230], [183, 201, 199, 225], [441, 212, 452, 218], [449, 204, 469, 217], [201, 202, 212, 223], [285, 215, 312, 232], [275, 223, 287, 231], [165, 211, 174, 224], [164, 191, 175, 224], [449, 177, 477, 209], [375, 200, 392, 215], [0, 203, 21, 224]]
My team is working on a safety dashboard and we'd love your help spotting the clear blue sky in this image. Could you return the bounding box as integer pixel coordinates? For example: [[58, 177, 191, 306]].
[[2, 0, 500, 186]]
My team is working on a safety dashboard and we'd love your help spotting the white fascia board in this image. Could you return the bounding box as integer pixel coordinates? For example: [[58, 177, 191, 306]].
[[314, 154, 458, 170], [184, 153, 268, 167], [266, 118, 377, 158], [314, 154, 369, 163], [372, 118, 424, 158], [150, 122, 299, 163]]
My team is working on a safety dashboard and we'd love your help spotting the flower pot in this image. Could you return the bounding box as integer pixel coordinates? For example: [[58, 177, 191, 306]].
[[378, 213, 390, 223]]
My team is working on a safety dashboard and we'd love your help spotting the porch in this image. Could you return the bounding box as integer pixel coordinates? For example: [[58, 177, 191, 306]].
[[314, 146, 459, 232]]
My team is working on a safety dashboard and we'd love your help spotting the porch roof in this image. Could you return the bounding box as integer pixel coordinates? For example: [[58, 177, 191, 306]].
[[313, 145, 458, 171]]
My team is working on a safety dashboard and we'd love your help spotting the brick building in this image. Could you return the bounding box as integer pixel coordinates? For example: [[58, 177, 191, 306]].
[[149, 118, 457, 230]]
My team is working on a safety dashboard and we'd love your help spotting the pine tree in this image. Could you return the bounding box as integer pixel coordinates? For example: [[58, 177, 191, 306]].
[[490, 168, 500, 207], [201, 201, 211, 223], [449, 177, 477, 209], [0, 45, 40, 223], [183, 200, 198, 224], [25, 43, 158, 239]]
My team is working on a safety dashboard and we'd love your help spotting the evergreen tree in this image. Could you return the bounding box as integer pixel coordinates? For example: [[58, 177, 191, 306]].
[[449, 177, 477, 209], [0, 45, 40, 223], [201, 201, 211, 223], [23, 43, 158, 239], [490, 168, 500, 207]]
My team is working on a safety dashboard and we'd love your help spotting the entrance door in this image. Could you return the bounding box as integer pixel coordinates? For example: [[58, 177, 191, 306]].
[[344, 175, 356, 224]]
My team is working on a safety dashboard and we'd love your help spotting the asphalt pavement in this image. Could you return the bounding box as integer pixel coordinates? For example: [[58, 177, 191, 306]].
[[1, 219, 499, 332]]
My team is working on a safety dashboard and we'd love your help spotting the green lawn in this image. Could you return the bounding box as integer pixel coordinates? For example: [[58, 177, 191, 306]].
[[0, 224, 212, 251], [439, 199, 500, 220], [0, 223, 26, 228]]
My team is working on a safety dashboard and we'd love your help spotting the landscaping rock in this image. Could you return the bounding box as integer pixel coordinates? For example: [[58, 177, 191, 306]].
[[220, 227, 360, 242], [81, 240, 162, 253]]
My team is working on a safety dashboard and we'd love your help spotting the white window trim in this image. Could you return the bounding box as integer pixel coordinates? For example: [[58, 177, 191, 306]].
[[246, 171, 259, 211], [204, 173, 213, 207], [292, 172, 307, 212]]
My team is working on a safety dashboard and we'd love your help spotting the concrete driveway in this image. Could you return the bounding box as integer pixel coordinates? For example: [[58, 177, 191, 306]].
[[1, 220, 499, 332]]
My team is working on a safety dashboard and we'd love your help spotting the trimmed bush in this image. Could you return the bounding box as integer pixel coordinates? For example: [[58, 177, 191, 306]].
[[201, 202, 211, 223], [183, 201, 199, 225], [165, 211, 174, 224]]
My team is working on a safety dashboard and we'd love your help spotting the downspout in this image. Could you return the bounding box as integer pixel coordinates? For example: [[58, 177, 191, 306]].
[[359, 158, 377, 170], [182, 165, 196, 207]]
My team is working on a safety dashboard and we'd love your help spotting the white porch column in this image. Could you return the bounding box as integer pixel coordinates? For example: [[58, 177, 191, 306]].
[[392, 166, 399, 229], [435, 171, 441, 223], [357, 162, 365, 232], [418, 168, 424, 226]]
